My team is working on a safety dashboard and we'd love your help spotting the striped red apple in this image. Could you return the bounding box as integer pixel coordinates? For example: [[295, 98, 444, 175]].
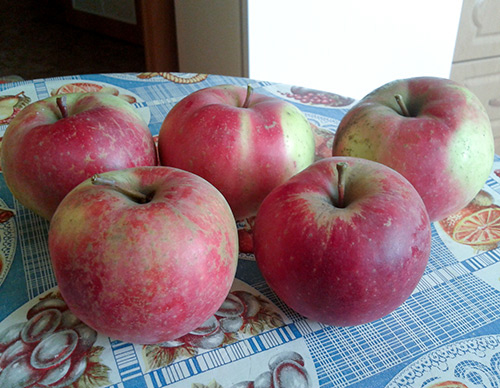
[[332, 77, 494, 222], [48, 166, 238, 344], [253, 157, 431, 326], [157, 85, 315, 220], [1, 92, 157, 220]]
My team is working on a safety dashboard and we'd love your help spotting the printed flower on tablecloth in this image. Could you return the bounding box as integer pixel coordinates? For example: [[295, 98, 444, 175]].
[[0, 202, 16, 289], [387, 334, 500, 388], [278, 86, 355, 107], [425, 381, 468, 387], [0, 291, 111, 388], [192, 351, 312, 388], [0, 91, 31, 126], [192, 380, 223, 388], [311, 123, 335, 161], [50, 82, 137, 104], [137, 72, 208, 83], [142, 290, 285, 372], [438, 189, 500, 252]]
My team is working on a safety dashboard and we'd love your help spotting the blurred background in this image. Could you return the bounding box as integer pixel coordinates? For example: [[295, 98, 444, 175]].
[[1, 0, 499, 143], [1, 0, 149, 80]]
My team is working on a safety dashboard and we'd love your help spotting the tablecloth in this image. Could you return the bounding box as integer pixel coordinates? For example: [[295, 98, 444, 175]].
[[0, 72, 499, 388]]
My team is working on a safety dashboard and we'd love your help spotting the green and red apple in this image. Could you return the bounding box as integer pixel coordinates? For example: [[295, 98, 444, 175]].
[[1, 92, 158, 220], [48, 166, 238, 344], [157, 84, 315, 220], [253, 157, 431, 326], [332, 76, 494, 222]]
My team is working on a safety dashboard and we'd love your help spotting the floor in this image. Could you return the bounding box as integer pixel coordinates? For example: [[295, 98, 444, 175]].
[[1, 0, 146, 81]]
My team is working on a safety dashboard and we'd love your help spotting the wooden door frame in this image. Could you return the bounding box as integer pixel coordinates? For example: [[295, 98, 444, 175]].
[[61, 0, 179, 72], [137, 0, 179, 72]]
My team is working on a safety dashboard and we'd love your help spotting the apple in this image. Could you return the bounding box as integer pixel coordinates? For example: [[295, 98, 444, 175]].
[[157, 84, 315, 220], [253, 156, 431, 326], [48, 166, 239, 344], [1, 92, 158, 220], [331, 76, 494, 222]]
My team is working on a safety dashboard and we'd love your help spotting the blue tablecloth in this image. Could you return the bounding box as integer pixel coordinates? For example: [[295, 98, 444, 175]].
[[0, 72, 499, 388]]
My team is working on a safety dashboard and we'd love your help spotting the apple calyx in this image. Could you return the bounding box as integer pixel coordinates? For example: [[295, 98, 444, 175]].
[[242, 85, 253, 109], [394, 94, 410, 117], [56, 96, 69, 119], [336, 162, 348, 208], [91, 174, 152, 204]]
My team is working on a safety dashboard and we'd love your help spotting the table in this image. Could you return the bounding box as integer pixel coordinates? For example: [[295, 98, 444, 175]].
[[0, 72, 499, 388]]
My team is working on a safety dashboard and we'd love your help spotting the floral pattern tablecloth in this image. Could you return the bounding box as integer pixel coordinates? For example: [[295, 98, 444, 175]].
[[0, 72, 499, 388]]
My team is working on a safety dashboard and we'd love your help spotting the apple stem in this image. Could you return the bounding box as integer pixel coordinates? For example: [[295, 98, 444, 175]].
[[56, 96, 68, 118], [394, 94, 410, 117], [91, 174, 149, 204], [242, 84, 253, 108], [336, 162, 348, 208]]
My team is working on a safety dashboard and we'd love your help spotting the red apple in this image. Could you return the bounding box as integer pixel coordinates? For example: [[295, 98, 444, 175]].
[[48, 166, 238, 344], [157, 84, 315, 220], [1, 92, 158, 220], [332, 76, 494, 222], [253, 157, 431, 326]]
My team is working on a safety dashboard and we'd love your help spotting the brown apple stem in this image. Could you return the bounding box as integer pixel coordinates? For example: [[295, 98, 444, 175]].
[[91, 174, 149, 203], [56, 96, 68, 118], [394, 94, 410, 117], [336, 162, 348, 208], [242, 84, 253, 108]]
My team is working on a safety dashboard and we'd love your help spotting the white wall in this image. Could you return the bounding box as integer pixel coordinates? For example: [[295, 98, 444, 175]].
[[247, 1, 463, 99]]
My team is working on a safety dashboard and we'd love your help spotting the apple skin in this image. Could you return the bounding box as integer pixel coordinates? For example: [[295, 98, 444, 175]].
[[48, 166, 238, 344], [331, 76, 494, 222], [253, 156, 431, 326], [1, 92, 158, 220], [158, 84, 315, 220]]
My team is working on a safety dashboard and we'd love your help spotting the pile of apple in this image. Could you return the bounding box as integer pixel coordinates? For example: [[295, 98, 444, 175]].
[[253, 76, 494, 326], [0, 84, 314, 345], [0, 77, 494, 345]]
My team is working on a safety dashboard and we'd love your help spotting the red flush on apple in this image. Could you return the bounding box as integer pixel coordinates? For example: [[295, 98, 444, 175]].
[[332, 77, 494, 222], [48, 166, 239, 344], [253, 157, 431, 326], [1, 92, 158, 220], [157, 84, 316, 220]]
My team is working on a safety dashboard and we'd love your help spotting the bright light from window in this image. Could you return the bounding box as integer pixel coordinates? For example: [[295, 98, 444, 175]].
[[248, 0, 462, 99]]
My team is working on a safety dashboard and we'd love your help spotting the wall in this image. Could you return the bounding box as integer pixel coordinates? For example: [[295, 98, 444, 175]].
[[71, 0, 137, 24], [174, 0, 248, 77]]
